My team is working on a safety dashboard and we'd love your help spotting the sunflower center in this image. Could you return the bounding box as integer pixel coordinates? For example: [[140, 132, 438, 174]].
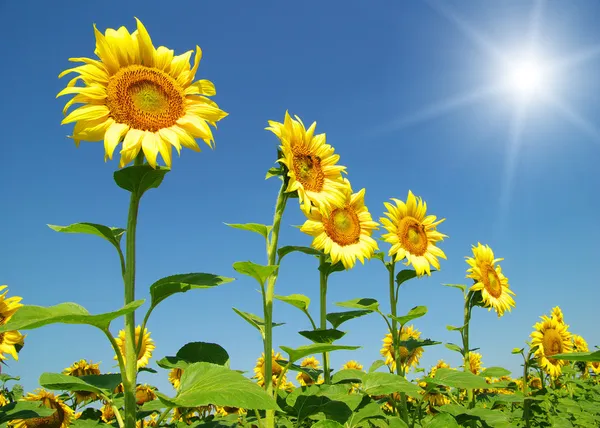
[[480, 263, 503, 298], [292, 153, 325, 192], [543, 328, 563, 360], [106, 65, 185, 132], [324, 207, 361, 246], [397, 217, 428, 255]]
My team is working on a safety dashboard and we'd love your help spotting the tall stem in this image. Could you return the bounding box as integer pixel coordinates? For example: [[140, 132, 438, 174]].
[[263, 181, 288, 428], [388, 261, 408, 424], [462, 291, 475, 408], [523, 349, 534, 428], [319, 253, 330, 384], [123, 154, 144, 428]]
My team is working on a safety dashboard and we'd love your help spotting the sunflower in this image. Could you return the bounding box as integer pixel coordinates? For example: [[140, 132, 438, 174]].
[[551, 306, 564, 324], [63, 359, 101, 403], [136, 414, 158, 428], [0, 286, 23, 326], [168, 368, 183, 390], [266, 111, 348, 212], [591, 362, 600, 375], [0, 393, 8, 407], [0, 330, 25, 362], [422, 361, 451, 407], [296, 356, 324, 386], [466, 243, 516, 317], [135, 384, 157, 405], [429, 360, 451, 378], [529, 377, 542, 389], [114, 325, 155, 369], [10, 389, 74, 428], [341, 360, 364, 371], [380, 191, 447, 276], [530, 315, 573, 378], [380, 325, 424, 371], [216, 406, 247, 417], [57, 18, 227, 168], [253, 350, 286, 388], [171, 407, 213, 425], [100, 403, 115, 423], [300, 184, 379, 269], [467, 352, 483, 375]]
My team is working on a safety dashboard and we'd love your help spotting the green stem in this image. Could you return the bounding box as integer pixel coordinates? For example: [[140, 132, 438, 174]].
[[303, 310, 317, 331], [154, 408, 171, 427], [263, 181, 289, 428], [462, 291, 475, 408], [123, 153, 144, 428], [319, 253, 330, 384], [111, 404, 125, 428], [523, 349, 534, 428]]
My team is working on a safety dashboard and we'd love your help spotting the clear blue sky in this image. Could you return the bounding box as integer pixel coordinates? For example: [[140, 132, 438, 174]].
[[1, 0, 599, 394]]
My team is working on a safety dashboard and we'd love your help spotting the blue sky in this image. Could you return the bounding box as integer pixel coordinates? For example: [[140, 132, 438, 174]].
[[1, 0, 599, 395]]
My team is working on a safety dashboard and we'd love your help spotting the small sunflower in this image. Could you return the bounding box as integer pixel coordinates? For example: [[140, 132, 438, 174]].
[[300, 184, 379, 269], [296, 356, 324, 386], [136, 414, 158, 428], [171, 407, 213, 425], [216, 406, 247, 416], [591, 361, 600, 375], [266, 111, 348, 212], [114, 325, 155, 369], [0, 393, 8, 406], [467, 352, 483, 375], [0, 286, 23, 325], [63, 359, 101, 403], [58, 18, 227, 168], [466, 243, 516, 317], [529, 377, 542, 389], [429, 360, 451, 378], [10, 389, 74, 428], [380, 325, 424, 371], [341, 360, 364, 371], [135, 384, 157, 405], [380, 191, 447, 276], [530, 314, 573, 378], [551, 306, 564, 324], [253, 350, 286, 388], [572, 334, 589, 352], [0, 330, 25, 362], [168, 368, 183, 390], [100, 403, 115, 423]]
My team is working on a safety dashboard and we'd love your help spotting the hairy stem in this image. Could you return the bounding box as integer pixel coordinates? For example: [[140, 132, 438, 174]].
[[319, 253, 331, 384]]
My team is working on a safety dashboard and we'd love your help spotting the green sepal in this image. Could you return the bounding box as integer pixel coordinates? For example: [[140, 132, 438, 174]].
[[113, 164, 169, 195]]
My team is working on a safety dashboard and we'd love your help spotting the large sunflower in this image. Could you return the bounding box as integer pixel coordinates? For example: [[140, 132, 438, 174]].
[[466, 243, 515, 317], [530, 315, 572, 378], [63, 359, 101, 403], [380, 325, 424, 372], [0, 286, 23, 325], [114, 325, 155, 369], [11, 389, 74, 428], [58, 18, 227, 168], [296, 356, 324, 386], [253, 350, 286, 388], [380, 191, 447, 276], [300, 184, 379, 269], [266, 112, 348, 212]]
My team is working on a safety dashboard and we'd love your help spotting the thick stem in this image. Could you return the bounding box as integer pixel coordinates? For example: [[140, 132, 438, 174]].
[[319, 253, 330, 384], [462, 291, 475, 408], [263, 182, 289, 428], [523, 348, 534, 428], [123, 153, 144, 428]]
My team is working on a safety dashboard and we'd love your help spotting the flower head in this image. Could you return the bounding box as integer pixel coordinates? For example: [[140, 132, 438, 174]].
[[296, 356, 324, 386], [114, 325, 155, 369], [380, 325, 424, 371], [530, 314, 572, 378], [11, 389, 74, 428], [63, 359, 101, 403]]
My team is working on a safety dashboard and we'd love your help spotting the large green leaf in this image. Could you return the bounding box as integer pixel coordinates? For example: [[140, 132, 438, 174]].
[[326, 310, 372, 329], [159, 362, 279, 410], [286, 384, 362, 424], [39, 373, 108, 396], [149, 273, 234, 308], [425, 413, 460, 428], [277, 246, 322, 261], [48, 223, 125, 252], [232, 308, 284, 335], [346, 402, 385, 427], [299, 329, 346, 344], [274, 294, 311, 311], [331, 369, 366, 385], [225, 223, 272, 240], [113, 164, 169, 195], [311, 421, 344, 428], [335, 298, 379, 311], [361, 372, 422, 398], [157, 342, 230, 370], [280, 344, 360, 363], [553, 350, 600, 362], [399, 338, 440, 353], [390, 306, 427, 326], [395, 270, 418, 286], [78, 374, 122, 393], [232, 261, 278, 287], [479, 367, 511, 378], [428, 368, 490, 389], [0, 300, 144, 332], [0, 402, 55, 424]]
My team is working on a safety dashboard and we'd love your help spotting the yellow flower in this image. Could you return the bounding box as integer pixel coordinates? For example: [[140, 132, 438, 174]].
[[380, 191, 447, 276], [100, 403, 115, 423], [341, 360, 364, 371], [10, 389, 74, 428], [171, 407, 214, 425], [551, 306, 564, 324], [216, 406, 247, 416], [591, 361, 600, 375], [0, 393, 8, 407], [429, 360, 451, 378], [380, 325, 424, 371], [529, 377, 542, 389], [296, 356, 324, 386], [572, 334, 588, 352], [530, 314, 572, 378], [253, 350, 286, 388], [0, 330, 25, 362], [0, 286, 23, 326], [424, 391, 450, 407], [467, 352, 483, 375], [300, 184, 379, 269], [168, 368, 183, 390], [57, 18, 227, 168], [114, 325, 155, 369], [137, 414, 158, 428], [266, 111, 348, 212], [63, 359, 101, 403], [466, 243, 515, 317], [135, 384, 157, 405]]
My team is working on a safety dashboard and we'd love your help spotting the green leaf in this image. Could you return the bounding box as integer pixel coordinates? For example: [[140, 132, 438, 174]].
[[274, 294, 310, 311], [347, 402, 385, 427], [265, 164, 284, 180], [428, 368, 490, 389], [326, 310, 372, 329], [113, 164, 169, 195], [48, 223, 125, 252], [479, 367, 512, 378], [387, 418, 410, 428], [39, 373, 108, 396], [335, 298, 379, 311], [445, 343, 463, 354], [280, 344, 360, 363], [553, 350, 600, 362], [319, 259, 346, 276], [442, 284, 467, 293], [0, 300, 144, 332], [0, 374, 20, 383], [311, 422, 344, 428], [232, 261, 278, 287], [446, 325, 464, 332], [140, 400, 168, 411], [149, 273, 234, 308], [425, 413, 460, 428], [399, 338, 440, 353], [77, 374, 122, 393], [390, 306, 427, 326], [70, 419, 108, 428], [286, 384, 362, 423], [299, 329, 346, 344], [0, 402, 55, 424], [232, 308, 284, 335], [395, 270, 417, 286], [368, 360, 386, 373], [277, 246, 322, 261], [160, 362, 279, 410], [138, 367, 157, 374], [511, 347, 524, 354], [361, 372, 421, 398], [331, 369, 366, 385], [225, 223, 272, 240]]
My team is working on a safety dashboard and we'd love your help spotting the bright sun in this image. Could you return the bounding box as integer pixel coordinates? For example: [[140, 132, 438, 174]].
[[505, 56, 548, 101]]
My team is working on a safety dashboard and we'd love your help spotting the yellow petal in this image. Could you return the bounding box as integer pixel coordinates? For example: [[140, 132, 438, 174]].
[[176, 115, 213, 145], [93, 24, 120, 74], [105, 26, 137, 67], [121, 128, 145, 152], [57, 84, 107, 99], [157, 136, 173, 168], [170, 50, 193, 82], [104, 123, 130, 161], [62, 104, 109, 125], [171, 126, 200, 152], [59, 64, 109, 84], [134, 18, 155, 67], [141, 131, 159, 168], [183, 46, 202, 86], [72, 117, 114, 142], [186, 103, 228, 123], [158, 128, 182, 154], [154, 46, 174, 71], [185, 79, 216, 96]]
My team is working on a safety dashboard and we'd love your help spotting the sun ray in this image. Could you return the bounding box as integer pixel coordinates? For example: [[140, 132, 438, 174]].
[[543, 94, 600, 143]]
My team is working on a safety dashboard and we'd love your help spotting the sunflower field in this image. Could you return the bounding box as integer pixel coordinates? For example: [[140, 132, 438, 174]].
[[1, 16, 599, 428]]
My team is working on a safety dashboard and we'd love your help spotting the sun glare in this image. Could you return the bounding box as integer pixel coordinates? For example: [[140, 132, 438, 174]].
[[505, 56, 548, 101]]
